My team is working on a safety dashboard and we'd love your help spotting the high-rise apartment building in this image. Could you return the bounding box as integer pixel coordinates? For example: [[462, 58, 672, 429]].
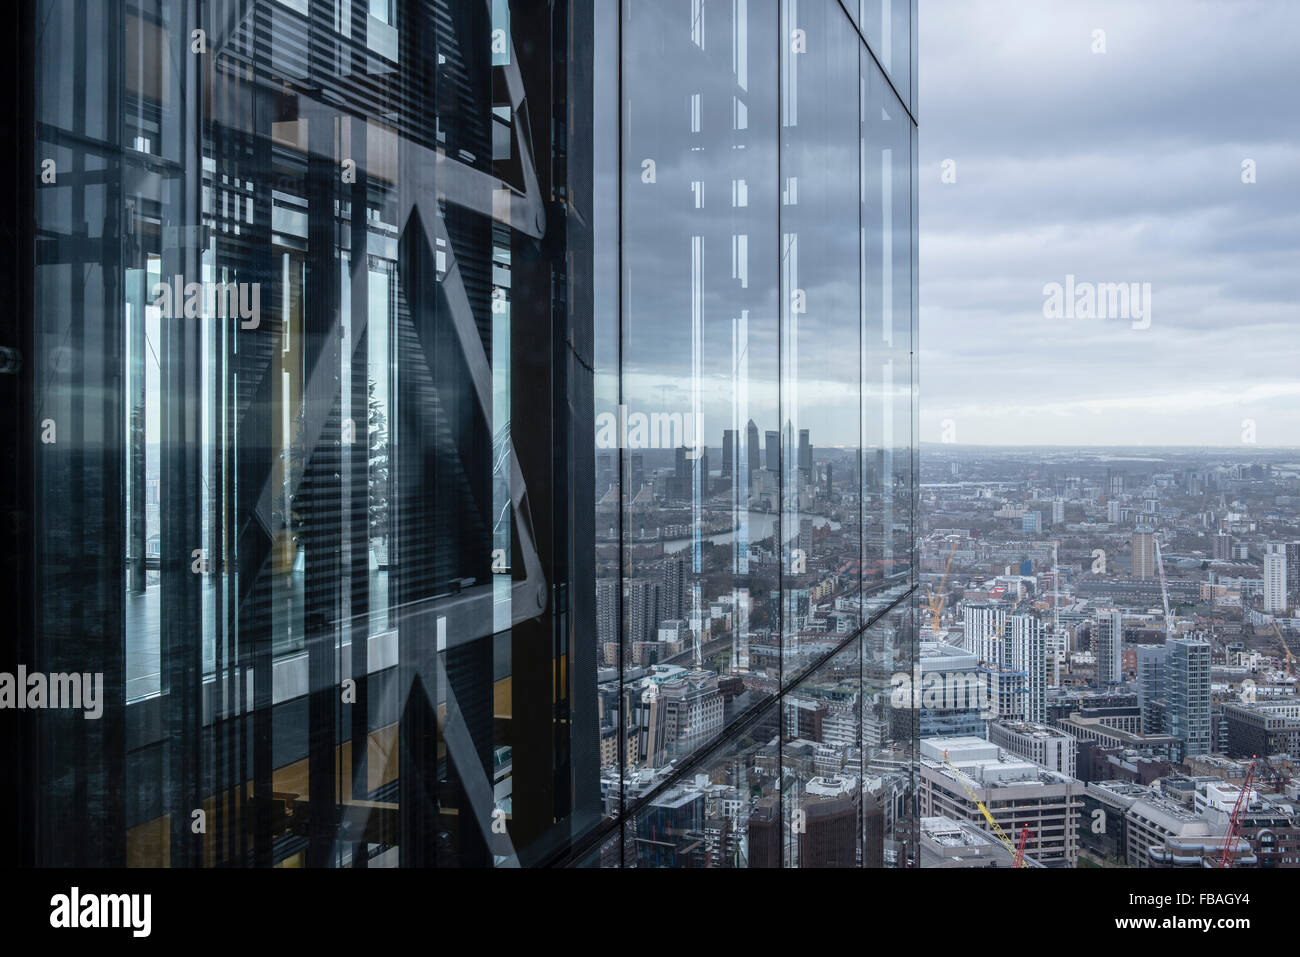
[[1264, 543, 1289, 613], [1287, 542, 1300, 603], [1137, 643, 1168, 734], [1094, 610, 1125, 686], [3, 0, 919, 868], [1165, 638, 1212, 760], [1131, 527, 1156, 580], [1007, 614, 1047, 724], [963, 602, 1009, 664]]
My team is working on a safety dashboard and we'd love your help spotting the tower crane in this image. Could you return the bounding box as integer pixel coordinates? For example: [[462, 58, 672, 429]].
[[1154, 538, 1174, 641], [1217, 756, 1258, 868], [942, 753, 1030, 867], [1014, 824, 1031, 868], [926, 539, 960, 635]]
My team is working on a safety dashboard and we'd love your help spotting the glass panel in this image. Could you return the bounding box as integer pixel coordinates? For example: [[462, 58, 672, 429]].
[[628, 702, 782, 867], [572, 830, 624, 868], [783, 638, 862, 866], [16, 0, 918, 870], [779, 0, 862, 687], [864, 592, 919, 866], [859, 0, 914, 112], [861, 44, 914, 607], [619, 0, 781, 783], [28, 0, 602, 868], [594, 0, 625, 824]]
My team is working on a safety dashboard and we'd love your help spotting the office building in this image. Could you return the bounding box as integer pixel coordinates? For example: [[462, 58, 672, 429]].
[[919, 816, 1033, 868], [918, 641, 989, 739], [989, 720, 1077, 778], [1081, 780, 1151, 864], [797, 775, 860, 868], [3, 0, 919, 868], [1221, 702, 1300, 758], [918, 737, 1082, 868], [746, 419, 762, 481], [1125, 795, 1252, 869]]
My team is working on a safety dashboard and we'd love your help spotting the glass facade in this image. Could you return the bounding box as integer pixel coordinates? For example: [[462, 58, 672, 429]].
[[4, 0, 917, 868]]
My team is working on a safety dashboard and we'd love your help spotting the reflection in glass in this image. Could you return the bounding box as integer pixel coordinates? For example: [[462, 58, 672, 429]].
[[15, 0, 916, 869]]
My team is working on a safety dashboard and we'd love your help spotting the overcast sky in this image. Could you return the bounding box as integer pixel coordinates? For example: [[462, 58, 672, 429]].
[[919, 0, 1300, 447]]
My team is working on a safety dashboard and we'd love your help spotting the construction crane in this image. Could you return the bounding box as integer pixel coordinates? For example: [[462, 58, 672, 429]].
[[1154, 538, 1174, 641], [926, 539, 960, 635], [1270, 619, 1296, 677], [1217, 756, 1258, 868], [1013, 825, 1031, 867], [943, 753, 1029, 867]]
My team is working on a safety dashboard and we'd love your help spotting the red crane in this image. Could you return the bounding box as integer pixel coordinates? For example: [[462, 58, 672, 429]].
[[1014, 825, 1030, 868], [1217, 757, 1259, 868]]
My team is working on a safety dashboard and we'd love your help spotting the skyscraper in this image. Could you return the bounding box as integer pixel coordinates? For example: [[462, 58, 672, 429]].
[[1137, 643, 1168, 735], [1131, 527, 1156, 580], [963, 603, 1009, 664], [4, 0, 919, 870], [1213, 532, 1232, 561], [1094, 610, 1125, 686], [1165, 638, 1212, 759], [798, 428, 812, 474], [1287, 542, 1300, 603], [1008, 614, 1047, 724], [1264, 543, 1289, 613], [746, 419, 762, 479], [766, 430, 781, 473]]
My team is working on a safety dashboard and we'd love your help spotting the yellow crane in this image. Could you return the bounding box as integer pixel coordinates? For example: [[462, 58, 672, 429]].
[[926, 539, 960, 635], [942, 752, 1026, 865]]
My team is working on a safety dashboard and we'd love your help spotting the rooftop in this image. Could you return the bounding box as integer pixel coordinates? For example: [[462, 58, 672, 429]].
[[992, 720, 1075, 741]]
